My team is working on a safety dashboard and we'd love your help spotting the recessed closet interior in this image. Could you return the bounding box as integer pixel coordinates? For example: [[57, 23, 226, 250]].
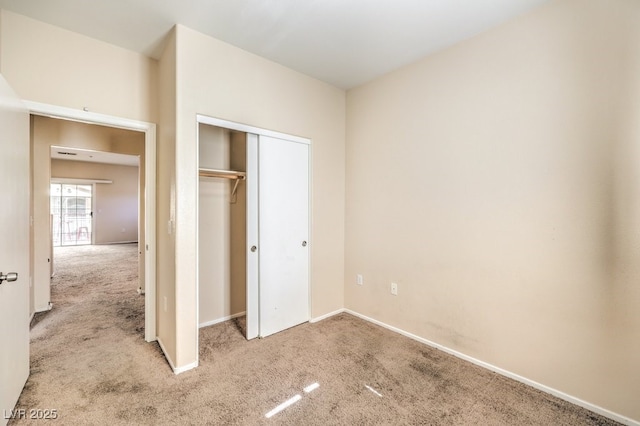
[[198, 117, 311, 341], [198, 124, 247, 329]]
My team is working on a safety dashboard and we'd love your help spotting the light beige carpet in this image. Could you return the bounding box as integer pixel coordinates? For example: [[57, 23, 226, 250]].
[[12, 244, 618, 425]]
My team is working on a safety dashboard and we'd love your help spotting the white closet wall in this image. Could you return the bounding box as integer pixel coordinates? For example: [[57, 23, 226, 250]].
[[198, 124, 246, 326]]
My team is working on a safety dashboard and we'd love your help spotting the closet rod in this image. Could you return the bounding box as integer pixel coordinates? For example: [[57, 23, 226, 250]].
[[198, 168, 246, 180], [199, 167, 246, 203]]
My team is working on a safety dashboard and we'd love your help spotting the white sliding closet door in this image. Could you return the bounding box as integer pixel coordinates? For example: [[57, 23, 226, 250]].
[[257, 135, 310, 337], [246, 133, 259, 340]]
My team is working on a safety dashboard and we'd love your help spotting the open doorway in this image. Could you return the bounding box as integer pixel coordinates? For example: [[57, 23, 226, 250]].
[[33, 117, 144, 309], [28, 103, 157, 343]]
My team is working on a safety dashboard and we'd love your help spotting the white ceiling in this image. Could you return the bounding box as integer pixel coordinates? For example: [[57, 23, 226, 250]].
[[0, 0, 550, 89], [51, 146, 139, 167]]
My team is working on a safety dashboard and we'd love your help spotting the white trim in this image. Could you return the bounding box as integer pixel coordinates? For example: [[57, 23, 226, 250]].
[[197, 114, 310, 145], [144, 125, 157, 343], [50, 178, 112, 185], [25, 100, 157, 343], [95, 240, 138, 245], [310, 308, 345, 323], [35, 301, 53, 313], [344, 309, 639, 426], [25, 101, 151, 132], [91, 183, 96, 245], [246, 133, 259, 340], [199, 311, 246, 328], [156, 336, 197, 374], [174, 361, 199, 375], [306, 142, 312, 325], [195, 121, 200, 367]]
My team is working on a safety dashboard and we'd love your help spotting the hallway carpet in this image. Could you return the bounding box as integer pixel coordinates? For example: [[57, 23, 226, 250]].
[[12, 244, 619, 425]]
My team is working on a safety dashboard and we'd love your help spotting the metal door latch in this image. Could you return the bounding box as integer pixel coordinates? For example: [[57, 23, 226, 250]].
[[0, 272, 18, 285]]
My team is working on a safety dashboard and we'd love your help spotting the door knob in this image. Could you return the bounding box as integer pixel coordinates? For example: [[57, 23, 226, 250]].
[[250, 246, 257, 252], [302, 241, 307, 247], [0, 272, 18, 285]]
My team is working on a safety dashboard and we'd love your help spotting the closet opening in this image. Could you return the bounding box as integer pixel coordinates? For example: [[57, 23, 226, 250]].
[[198, 124, 248, 335], [197, 114, 311, 349]]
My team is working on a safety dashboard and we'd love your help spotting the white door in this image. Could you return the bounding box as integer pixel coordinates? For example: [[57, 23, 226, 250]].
[[246, 134, 259, 340], [0, 75, 30, 424], [257, 135, 310, 337]]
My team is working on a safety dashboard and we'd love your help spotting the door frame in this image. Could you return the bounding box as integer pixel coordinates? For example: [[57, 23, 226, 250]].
[[25, 101, 158, 342], [195, 114, 311, 345]]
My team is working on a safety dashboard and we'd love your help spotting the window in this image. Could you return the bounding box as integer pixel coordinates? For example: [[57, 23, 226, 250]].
[[50, 184, 93, 246]]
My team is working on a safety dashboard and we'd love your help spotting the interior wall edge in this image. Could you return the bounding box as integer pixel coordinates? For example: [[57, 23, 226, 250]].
[[156, 336, 198, 375], [342, 309, 639, 426]]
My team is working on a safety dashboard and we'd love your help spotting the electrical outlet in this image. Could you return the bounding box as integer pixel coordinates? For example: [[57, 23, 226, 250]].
[[357, 274, 363, 285], [391, 282, 398, 296]]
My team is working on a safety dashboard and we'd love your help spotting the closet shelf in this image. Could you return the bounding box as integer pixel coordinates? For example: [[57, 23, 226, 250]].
[[199, 168, 246, 203], [198, 168, 246, 180]]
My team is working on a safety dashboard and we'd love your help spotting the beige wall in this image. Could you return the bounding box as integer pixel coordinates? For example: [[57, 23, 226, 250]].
[[0, 9, 155, 315], [0, 7, 347, 375], [156, 30, 177, 364], [345, 0, 640, 421], [198, 125, 246, 326], [7, 4, 634, 421], [229, 132, 248, 321], [31, 116, 144, 313], [171, 25, 346, 368], [51, 160, 139, 244], [0, 10, 157, 123]]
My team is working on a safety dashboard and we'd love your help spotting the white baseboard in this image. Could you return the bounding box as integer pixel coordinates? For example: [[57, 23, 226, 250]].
[[156, 336, 198, 375], [199, 311, 246, 328], [173, 360, 198, 375], [310, 308, 346, 323], [96, 241, 138, 245], [343, 309, 638, 426], [35, 302, 53, 313]]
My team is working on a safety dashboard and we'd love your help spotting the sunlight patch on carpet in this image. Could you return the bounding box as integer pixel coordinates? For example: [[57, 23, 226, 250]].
[[303, 382, 320, 393], [265, 394, 302, 418], [365, 384, 383, 397]]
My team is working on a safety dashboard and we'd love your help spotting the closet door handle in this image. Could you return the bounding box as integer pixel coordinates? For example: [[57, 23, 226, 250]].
[[301, 241, 307, 247], [0, 272, 18, 285], [250, 246, 257, 252]]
